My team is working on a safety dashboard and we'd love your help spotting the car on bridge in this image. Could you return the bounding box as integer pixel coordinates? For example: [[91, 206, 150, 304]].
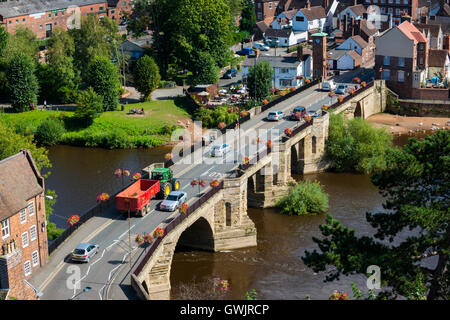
[[71, 243, 99, 263], [322, 80, 336, 91], [267, 110, 284, 121], [253, 43, 270, 51], [289, 106, 306, 120], [211, 143, 231, 157], [335, 83, 348, 94], [159, 191, 187, 212]]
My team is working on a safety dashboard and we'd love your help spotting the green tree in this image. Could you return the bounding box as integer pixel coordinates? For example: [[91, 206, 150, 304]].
[[190, 51, 219, 85], [86, 56, 120, 111], [0, 26, 8, 56], [44, 189, 64, 240], [134, 55, 161, 100], [302, 130, 450, 300], [325, 113, 394, 174], [6, 54, 39, 112], [35, 118, 66, 146], [240, 0, 256, 34], [0, 120, 51, 172], [75, 87, 104, 126], [247, 60, 273, 102], [276, 180, 329, 216], [0, 26, 41, 64]]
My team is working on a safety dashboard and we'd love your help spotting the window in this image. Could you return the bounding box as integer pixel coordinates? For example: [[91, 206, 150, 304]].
[[414, 73, 420, 81], [419, 57, 424, 65], [388, 8, 393, 14], [381, 7, 386, 14], [269, 2, 272, 9], [1, 219, 10, 239], [398, 57, 405, 67], [373, 0, 377, 3], [54, 22, 57, 25], [16, 19, 18, 23], [40, 25, 43, 29], [123, 1, 126, 5], [280, 79, 292, 87], [28, 200, 35, 216], [395, 8, 400, 16], [32, 251, 39, 267], [389, 0, 393, 3], [19, 208, 27, 224], [280, 68, 289, 73], [396, 0, 400, 3], [398, 70, 405, 82], [382, 69, 390, 80], [22, 231, 29, 248], [91, 8, 93, 11], [381, 0, 385, 3], [100, 6, 104, 10], [48, 14, 51, 17], [404, 9, 408, 15], [296, 16, 304, 22], [22, 18, 25, 22], [55, 12, 58, 16], [383, 56, 390, 65], [111, 10, 115, 14], [404, 0, 408, 3], [24, 261, 31, 276], [30, 225, 37, 241]]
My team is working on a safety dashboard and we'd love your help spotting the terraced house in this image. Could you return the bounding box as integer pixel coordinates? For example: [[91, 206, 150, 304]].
[[0, 150, 48, 300], [0, 0, 132, 38]]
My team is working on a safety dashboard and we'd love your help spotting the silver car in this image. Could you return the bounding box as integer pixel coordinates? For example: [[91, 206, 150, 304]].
[[71, 243, 99, 263], [211, 143, 231, 157], [335, 84, 348, 94], [267, 110, 283, 121], [159, 191, 187, 211]]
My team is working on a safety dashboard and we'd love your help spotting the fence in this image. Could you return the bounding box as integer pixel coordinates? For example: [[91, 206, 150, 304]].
[[47, 171, 150, 255], [261, 80, 319, 112], [133, 181, 224, 276], [328, 81, 374, 111]]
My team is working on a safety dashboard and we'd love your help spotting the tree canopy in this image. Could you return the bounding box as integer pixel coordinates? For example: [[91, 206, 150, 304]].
[[247, 60, 273, 102], [303, 130, 450, 300], [134, 55, 161, 100]]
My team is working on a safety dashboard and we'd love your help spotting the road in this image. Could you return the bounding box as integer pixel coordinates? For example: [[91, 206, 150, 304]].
[[40, 71, 370, 300]]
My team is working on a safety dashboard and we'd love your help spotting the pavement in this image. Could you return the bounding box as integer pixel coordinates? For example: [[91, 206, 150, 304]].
[[34, 68, 370, 300]]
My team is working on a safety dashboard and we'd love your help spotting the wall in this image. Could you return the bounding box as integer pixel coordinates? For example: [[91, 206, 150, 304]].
[[387, 98, 450, 117], [337, 54, 355, 70]]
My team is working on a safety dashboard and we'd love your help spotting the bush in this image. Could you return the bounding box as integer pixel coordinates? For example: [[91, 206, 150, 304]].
[[325, 113, 394, 174], [276, 180, 329, 216], [35, 117, 66, 146], [194, 105, 239, 128]]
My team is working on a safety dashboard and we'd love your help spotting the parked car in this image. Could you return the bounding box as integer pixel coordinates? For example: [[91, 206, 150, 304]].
[[223, 68, 237, 79], [159, 191, 187, 212], [236, 48, 254, 56], [71, 243, 99, 263], [253, 43, 270, 51], [211, 143, 231, 157], [289, 106, 306, 120], [322, 80, 336, 91], [267, 110, 284, 121], [335, 84, 348, 94]]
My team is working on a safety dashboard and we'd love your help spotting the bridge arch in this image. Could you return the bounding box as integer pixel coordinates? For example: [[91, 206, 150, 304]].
[[312, 136, 317, 154], [354, 102, 363, 118], [175, 216, 215, 252]]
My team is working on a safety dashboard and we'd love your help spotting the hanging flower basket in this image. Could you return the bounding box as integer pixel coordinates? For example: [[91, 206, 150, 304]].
[[328, 91, 335, 98], [135, 234, 144, 245], [305, 114, 312, 122], [322, 104, 329, 111], [349, 88, 355, 95], [240, 110, 249, 117], [153, 227, 165, 238], [132, 173, 141, 180], [114, 169, 122, 177], [164, 153, 173, 161], [144, 233, 153, 243], [123, 170, 130, 177], [284, 128, 292, 136], [329, 290, 349, 300], [361, 81, 366, 87], [290, 86, 296, 92], [179, 202, 189, 215], [262, 99, 269, 105], [97, 192, 110, 202], [243, 156, 250, 164], [337, 95, 343, 102], [234, 106, 239, 113], [218, 122, 226, 130], [305, 78, 311, 84], [227, 108, 233, 113], [294, 111, 302, 120], [270, 87, 276, 94], [210, 179, 221, 188], [68, 215, 80, 227], [190, 179, 199, 187], [280, 90, 287, 96], [199, 179, 206, 187], [267, 139, 272, 150], [352, 77, 361, 84]]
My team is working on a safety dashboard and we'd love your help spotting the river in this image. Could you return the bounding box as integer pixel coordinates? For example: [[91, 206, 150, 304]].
[[44, 133, 421, 300]]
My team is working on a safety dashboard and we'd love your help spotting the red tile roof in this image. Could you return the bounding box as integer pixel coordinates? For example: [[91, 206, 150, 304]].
[[397, 20, 427, 44]]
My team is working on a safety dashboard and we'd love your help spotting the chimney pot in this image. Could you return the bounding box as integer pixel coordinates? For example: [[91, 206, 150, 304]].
[[297, 44, 303, 61], [307, 0, 311, 9]]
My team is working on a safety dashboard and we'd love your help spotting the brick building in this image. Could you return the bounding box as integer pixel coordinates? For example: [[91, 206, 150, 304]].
[[0, 150, 48, 300], [375, 20, 429, 98], [0, 0, 132, 39], [255, 0, 282, 24]]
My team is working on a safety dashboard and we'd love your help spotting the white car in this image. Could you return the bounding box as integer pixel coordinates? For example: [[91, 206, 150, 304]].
[[267, 110, 283, 121], [211, 143, 231, 157], [253, 43, 270, 51], [322, 81, 336, 91], [159, 191, 187, 212]]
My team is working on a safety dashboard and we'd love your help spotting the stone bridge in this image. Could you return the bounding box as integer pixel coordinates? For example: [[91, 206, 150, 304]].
[[130, 80, 387, 300]]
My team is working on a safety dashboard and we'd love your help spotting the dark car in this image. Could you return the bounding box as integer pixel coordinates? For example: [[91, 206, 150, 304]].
[[223, 68, 237, 79], [289, 106, 306, 120], [236, 48, 254, 56]]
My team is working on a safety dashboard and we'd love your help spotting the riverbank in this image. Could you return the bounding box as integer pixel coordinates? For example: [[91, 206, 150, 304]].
[[366, 113, 450, 134]]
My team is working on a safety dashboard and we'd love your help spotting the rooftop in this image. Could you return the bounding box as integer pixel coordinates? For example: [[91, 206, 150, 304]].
[[243, 55, 302, 68], [428, 49, 449, 67], [300, 5, 327, 21], [397, 20, 428, 44]]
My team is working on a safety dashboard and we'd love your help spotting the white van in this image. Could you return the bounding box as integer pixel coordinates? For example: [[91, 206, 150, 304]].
[[322, 80, 336, 91]]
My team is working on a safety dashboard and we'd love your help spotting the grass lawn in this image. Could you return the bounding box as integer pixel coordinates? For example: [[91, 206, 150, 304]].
[[0, 97, 196, 149]]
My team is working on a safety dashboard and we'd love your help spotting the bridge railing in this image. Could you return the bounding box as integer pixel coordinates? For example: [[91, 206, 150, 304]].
[[133, 181, 224, 276], [328, 81, 374, 111]]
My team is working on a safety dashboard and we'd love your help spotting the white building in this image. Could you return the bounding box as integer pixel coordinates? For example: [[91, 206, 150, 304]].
[[264, 28, 307, 47], [292, 5, 327, 32]]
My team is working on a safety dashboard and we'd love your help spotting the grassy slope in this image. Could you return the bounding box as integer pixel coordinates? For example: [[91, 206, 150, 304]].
[[0, 98, 194, 148]]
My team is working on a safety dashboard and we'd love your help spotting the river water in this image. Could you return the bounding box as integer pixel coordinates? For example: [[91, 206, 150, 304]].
[[44, 133, 422, 300]]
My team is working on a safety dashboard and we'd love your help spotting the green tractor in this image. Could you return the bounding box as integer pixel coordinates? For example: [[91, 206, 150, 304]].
[[150, 168, 180, 199]]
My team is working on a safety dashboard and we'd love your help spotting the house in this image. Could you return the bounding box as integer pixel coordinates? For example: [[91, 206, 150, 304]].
[[270, 9, 298, 29], [120, 40, 147, 59], [255, 0, 282, 24], [363, 0, 424, 26], [264, 27, 308, 47], [254, 21, 269, 41], [241, 48, 312, 88], [327, 48, 361, 69], [0, 150, 49, 300], [428, 49, 450, 81], [414, 21, 444, 49], [338, 3, 366, 21], [292, 4, 327, 32], [375, 20, 429, 98], [0, 0, 132, 39], [336, 35, 372, 64]]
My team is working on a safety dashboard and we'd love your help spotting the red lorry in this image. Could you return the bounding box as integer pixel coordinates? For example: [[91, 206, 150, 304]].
[[115, 179, 160, 217]]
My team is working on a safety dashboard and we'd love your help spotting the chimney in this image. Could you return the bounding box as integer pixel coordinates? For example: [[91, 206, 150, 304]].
[[444, 34, 450, 55], [297, 44, 303, 61], [344, 14, 348, 33], [307, 0, 311, 9], [337, 17, 342, 31], [351, 17, 355, 36], [401, 15, 411, 23], [323, 0, 329, 8], [421, 15, 428, 24], [354, 0, 357, 5], [363, 12, 368, 20]]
